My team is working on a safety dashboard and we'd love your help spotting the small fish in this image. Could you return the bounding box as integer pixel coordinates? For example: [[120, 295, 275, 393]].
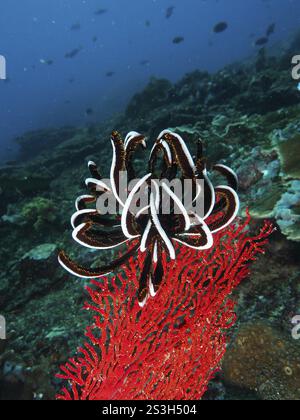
[[70, 22, 81, 31], [140, 60, 150, 66], [172, 36, 184, 44], [92, 36, 98, 43], [166, 6, 175, 19], [255, 37, 268, 46], [85, 108, 94, 116], [213, 21, 228, 33], [145, 20, 151, 27], [95, 9, 107, 16], [266, 23, 275, 37], [40, 58, 54, 65], [65, 47, 82, 59], [106, 71, 115, 77]]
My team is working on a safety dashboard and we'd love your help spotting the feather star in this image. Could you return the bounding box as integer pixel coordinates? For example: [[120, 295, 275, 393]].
[[58, 129, 240, 307]]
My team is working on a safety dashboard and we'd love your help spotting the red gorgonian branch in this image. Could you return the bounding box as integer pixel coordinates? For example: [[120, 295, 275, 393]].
[[57, 215, 273, 400]]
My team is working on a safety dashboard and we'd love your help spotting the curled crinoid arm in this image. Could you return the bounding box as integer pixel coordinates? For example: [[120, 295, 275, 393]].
[[149, 239, 164, 297], [193, 141, 216, 219], [157, 131, 202, 206], [208, 186, 240, 233], [173, 215, 213, 250], [88, 160, 102, 180], [71, 209, 118, 229], [85, 177, 111, 195], [110, 130, 126, 207], [121, 173, 152, 238], [158, 130, 196, 178], [73, 222, 129, 250], [72, 192, 116, 230], [138, 249, 153, 307], [211, 163, 239, 214], [75, 195, 96, 211], [195, 138, 205, 170], [149, 141, 173, 179], [58, 243, 139, 279], [72, 188, 119, 230], [124, 132, 147, 181], [213, 164, 238, 192]]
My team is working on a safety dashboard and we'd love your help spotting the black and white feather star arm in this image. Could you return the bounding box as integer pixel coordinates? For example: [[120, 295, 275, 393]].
[[71, 209, 119, 230], [173, 214, 213, 251], [121, 173, 152, 239], [213, 164, 239, 192], [110, 131, 126, 207], [149, 180, 176, 260], [88, 160, 102, 180], [58, 243, 139, 279], [72, 222, 129, 250], [149, 140, 173, 170], [158, 130, 197, 178], [158, 131, 202, 208], [125, 132, 147, 181], [161, 182, 191, 232], [85, 178, 111, 193], [71, 208, 98, 229], [202, 169, 216, 219], [208, 186, 240, 233], [210, 164, 239, 214], [75, 195, 96, 211], [124, 131, 145, 149]]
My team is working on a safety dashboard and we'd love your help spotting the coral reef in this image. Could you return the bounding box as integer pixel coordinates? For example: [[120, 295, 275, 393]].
[[0, 35, 300, 399], [15, 126, 78, 161]]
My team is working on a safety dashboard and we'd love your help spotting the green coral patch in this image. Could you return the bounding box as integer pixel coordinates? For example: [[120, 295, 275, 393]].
[[278, 135, 300, 179], [250, 185, 283, 218]]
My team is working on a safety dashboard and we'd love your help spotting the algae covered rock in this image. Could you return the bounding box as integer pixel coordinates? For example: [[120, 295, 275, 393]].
[[22, 243, 57, 262], [20, 197, 57, 231], [19, 243, 58, 284], [126, 77, 173, 118], [223, 322, 300, 400], [0, 242, 63, 312], [2, 196, 59, 236], [0, 168, 54, 213]]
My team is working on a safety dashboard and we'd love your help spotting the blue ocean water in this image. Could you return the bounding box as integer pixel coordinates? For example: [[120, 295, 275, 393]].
[[0, 0, 299, 163]]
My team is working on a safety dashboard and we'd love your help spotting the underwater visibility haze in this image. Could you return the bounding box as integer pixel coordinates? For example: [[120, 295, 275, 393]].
[[0, 0, 300, 401], [1, 0, 300, 162]]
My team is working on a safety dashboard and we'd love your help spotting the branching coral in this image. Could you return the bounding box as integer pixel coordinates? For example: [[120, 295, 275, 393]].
[[57, 215, 273, 400]]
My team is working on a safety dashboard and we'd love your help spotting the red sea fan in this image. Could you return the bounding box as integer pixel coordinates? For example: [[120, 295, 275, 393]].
[[57, 216, 273, 400]]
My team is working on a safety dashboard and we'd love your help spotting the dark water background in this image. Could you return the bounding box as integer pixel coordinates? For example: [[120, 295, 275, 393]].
[[0, 0, 299, 162]]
